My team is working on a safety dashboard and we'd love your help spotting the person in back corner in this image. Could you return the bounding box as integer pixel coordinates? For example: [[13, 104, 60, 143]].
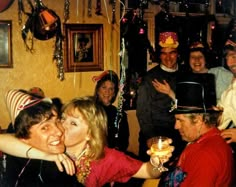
[[136, 31, 186, 162], [93, 70, 130, 153], [152, 41, 233, 102], [217, 23, 236, 163], [158, 73, 235, 186]]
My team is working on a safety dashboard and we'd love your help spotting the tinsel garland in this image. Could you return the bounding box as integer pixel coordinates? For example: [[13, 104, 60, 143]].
[[53, 35, 64, 81], [64, 0, 70, 22], [114, 38, 126, 138], [88, 0, 92, 17], [111, 0, 116, 24]]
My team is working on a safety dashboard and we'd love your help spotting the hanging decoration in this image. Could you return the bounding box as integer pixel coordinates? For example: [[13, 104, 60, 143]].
[[53, 33, 64, 81], [18, 0, 24, 25], [87, 0, 92, 17], [64, 0, 70, 22], [120, 1, 155, 109], [18, 0, 64, 81], [0, 0, 15, 13], [95, 0, 102, 15], [114, 38, 126, 138], [110, 0, 116, 24]]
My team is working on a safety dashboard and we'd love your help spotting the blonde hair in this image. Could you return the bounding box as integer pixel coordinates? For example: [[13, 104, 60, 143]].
[[62, 96, 108, 160]]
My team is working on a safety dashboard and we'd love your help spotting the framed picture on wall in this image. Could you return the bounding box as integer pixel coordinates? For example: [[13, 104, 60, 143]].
[[0, 20, 12, 68], [63, 23, 103, 72]]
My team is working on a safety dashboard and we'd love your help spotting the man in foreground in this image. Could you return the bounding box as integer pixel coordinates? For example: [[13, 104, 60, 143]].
[[3, 89, 81, 187], [159, 73, 235, 186]]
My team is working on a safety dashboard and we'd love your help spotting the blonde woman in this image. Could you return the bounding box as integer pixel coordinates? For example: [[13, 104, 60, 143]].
[[0, 96, 174, 187]]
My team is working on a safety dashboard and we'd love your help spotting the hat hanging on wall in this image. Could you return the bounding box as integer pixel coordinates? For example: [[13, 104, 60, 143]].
[[171, 73, 219, 114], [0, 0, 15, 13], [18, 0, 64, 80], [20, 0, 61, 41]]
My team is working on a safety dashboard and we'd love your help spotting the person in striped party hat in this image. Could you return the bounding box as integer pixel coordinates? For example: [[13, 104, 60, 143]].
[[2, 89, 82, 187]]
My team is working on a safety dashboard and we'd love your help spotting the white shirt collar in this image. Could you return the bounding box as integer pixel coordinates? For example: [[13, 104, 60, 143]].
[[160, 64, 178, 72]]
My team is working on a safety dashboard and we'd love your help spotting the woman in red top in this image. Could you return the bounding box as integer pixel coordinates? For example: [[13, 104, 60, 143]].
[[0, 96, 174, 187]]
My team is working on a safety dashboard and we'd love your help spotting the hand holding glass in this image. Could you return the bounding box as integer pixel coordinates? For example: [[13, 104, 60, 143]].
[[150, 136, 172, 172]]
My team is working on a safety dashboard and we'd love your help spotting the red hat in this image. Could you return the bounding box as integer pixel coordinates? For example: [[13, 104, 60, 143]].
[[190, 41, 204, 49], [5, 89, 51, 124], [92, 70, 118, 83], [28, 87, 45, 97], [159, 32, 179, 48]]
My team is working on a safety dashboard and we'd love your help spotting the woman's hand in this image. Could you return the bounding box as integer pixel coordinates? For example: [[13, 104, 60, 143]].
[[221, 128, 236, 144], [44, 153, 75, 175], [152, 79, 175, 100]]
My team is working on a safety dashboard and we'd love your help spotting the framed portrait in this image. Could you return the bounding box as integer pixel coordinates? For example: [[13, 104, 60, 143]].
[[0, 20, 12, 68], [64, 24, 104, 72]]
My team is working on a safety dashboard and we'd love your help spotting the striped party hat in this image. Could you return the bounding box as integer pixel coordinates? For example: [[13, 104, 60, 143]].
[[5, 89, 50, 124]]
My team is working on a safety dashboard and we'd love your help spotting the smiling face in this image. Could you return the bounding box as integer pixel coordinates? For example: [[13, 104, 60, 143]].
[[159, 47, 178, 70], [226, 50, 236, 77], [189, 51, 208, 73], [22, 110, 65, 154], [97, 80, 115, 106]]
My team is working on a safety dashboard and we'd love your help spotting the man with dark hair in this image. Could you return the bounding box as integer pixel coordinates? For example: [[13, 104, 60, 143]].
[[3, 89, 82, 187], [136, 31, 186, 162]]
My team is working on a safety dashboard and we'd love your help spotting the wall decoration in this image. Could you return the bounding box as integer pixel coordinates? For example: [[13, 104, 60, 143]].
[[18, 0, 64, 80], [64, 24, 103, 72], [0, 20, 12, 68], [0, 0, 15, 13]]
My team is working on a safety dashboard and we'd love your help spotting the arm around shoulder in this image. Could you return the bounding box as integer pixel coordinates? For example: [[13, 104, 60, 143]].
[[0, 133, 57, 161]]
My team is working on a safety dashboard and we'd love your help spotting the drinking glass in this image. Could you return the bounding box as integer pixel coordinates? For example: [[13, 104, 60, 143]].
[[150, 136, 170, 172]]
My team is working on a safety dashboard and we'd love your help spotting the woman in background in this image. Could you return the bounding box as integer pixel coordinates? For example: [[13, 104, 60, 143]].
[[93, 70, 130, 153], [153, 41, 233, 102]]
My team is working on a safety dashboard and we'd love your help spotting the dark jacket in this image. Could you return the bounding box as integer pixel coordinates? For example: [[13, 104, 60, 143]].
[[4, 154, 83, 187], [136, 65, 186, 162], [136, 65, 177, 138], [102, 105, 130, 152]]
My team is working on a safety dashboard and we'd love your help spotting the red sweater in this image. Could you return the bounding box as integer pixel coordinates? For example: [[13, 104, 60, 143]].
[[178, 128, 234, 187]]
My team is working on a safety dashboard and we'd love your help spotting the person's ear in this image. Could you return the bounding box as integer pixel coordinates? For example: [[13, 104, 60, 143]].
[[194, 115, 203, 125], [85, 135, 90, 141], [20, 138, 29, 144]]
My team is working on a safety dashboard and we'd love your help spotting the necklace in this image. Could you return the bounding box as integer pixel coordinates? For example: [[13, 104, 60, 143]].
[[68, 148, 87, 161], [67, 147, 91, 185]]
